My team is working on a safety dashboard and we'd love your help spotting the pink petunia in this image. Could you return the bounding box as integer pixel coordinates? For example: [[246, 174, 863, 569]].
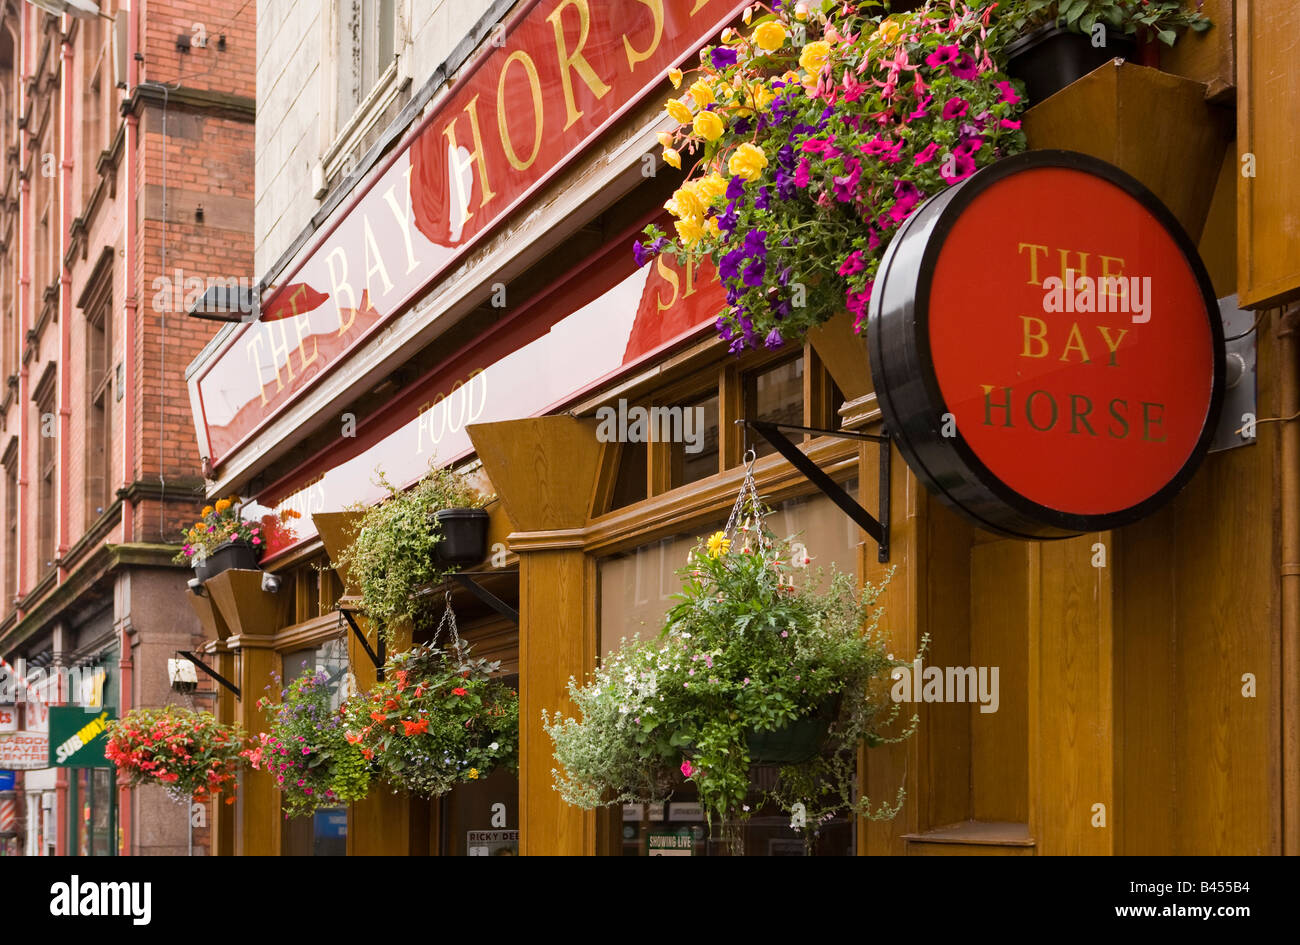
[[941, 97, 969, 120], [996, 81, 1022, 105], [838, 251, 866, 277], [794, 157, 811, 188], [925, 45, 960, 68], [1000, 118, 1022, 130], [914, 143, 939, 166]]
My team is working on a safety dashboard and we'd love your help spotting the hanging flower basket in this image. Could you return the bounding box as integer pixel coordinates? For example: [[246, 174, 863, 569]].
[[341, 599, 518, 797], [546, 453, 921, 851], [747, 698, 838, 766], [431, 507, 490, 567], [104, 706, 249, 804], [1002, 24, 1136, 105]]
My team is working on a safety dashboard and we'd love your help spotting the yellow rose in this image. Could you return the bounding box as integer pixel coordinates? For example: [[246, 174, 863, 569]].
[[872, 19, 901, 45], [662, 147, 682, 170], [693, 109, 724, 141], [214, 498, 231, 513], [669, 67, 683, 89], [673, 182, 707, 220], [753, 86, 776, 110], [728, 142, 768, 181], [665, 97, 693, 125], [201, 505, 214, 517], [752, 21, 787, 52], [706, 217, 720, 237], [688, 79, 715, 107], [656, 131, 674, 148], [799, 40, 831, 74], [675, 217, 707, 246], [697, 173, 728, 203]]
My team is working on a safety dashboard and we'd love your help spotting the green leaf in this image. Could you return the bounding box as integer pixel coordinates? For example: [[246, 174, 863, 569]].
[[1157, 29, 1177, 46]]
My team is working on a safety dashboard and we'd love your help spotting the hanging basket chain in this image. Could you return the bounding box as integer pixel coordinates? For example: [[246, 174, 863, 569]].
[[431, 592, 467, 662], [723, 447, 767, 543]]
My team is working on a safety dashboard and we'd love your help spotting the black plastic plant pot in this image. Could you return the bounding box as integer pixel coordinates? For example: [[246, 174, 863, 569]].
[[1003, 24, 1136, 105], [432, 508, 490, 567], [192, 557, 212, 584], [747, 700, 837, 766], [203, 538, 262, 577]]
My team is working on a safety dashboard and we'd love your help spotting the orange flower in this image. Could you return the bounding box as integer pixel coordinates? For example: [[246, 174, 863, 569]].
[[345, 732, 362, 745], [370, 711, 386, 722], [383, 698, 399, 711], [401, 719, 428, 736], [452, 687, 468, 697]]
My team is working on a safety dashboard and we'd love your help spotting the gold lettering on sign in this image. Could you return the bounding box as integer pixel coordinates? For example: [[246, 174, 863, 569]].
[[690, 0, 710, 13], [294, 303, 319, 372], [443, 95, 497, 228], [380, 168, 420, 276], [246, 333, 273, 406], [1018, 242, 1049, 285], [325, 246, 359, 335], [547, 0, 613, 131], [362, 215, 395, 298], [1057, 248, 1090, 282], [1097, 326, 1127, 367], [655, 254, 679, 310], [1099, 254, 1127, 306], [497, 51, 545, 172], [1058, 322, 1091, 363], [622, 0, 664, 72], [267, 320, 297, 387], [1020, 316, 1048, 358]]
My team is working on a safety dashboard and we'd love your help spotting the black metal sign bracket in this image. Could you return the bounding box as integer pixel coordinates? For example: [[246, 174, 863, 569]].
[[177, 650, 241, 701], [338, 606, 386, 681], [452, 572, 520, 624], [740, 419, 891, 563]]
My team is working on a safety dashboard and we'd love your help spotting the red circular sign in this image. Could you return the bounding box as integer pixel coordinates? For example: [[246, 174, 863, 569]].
[[929, 165, 1215, 515], [868, 151, 1223, 538]]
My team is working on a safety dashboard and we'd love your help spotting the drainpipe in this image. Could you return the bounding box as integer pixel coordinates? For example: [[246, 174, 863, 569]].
[[115, 0, 141, 857], [1279, 301, 1300, 856], [56, 20, 72, 580], [14, 1, 30, 616]]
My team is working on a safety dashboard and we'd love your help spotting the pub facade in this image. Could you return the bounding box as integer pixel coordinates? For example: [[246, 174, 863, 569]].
[[187, 0, 1298, 855]]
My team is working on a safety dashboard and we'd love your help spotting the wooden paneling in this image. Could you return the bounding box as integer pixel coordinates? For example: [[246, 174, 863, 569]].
[[1024, 61, 1229, 242], [468, 416, 606, 531], [904, 820, 1035, 856], [1030, 535, 1114, 856], [1236, 0, 1300, 307], [518, 549, 596, 855], [1160, 0, 1236, 100], [470, 414, 602, 855], [1114, 504, 1177, 855], [807, 311, 873, 402], [1169, 319, 1279, 854], [233, 642, 279, 856], [919, 496, 974, 831], [205, 570, 292, 639], [313, 511, 364, 595], [1197, 144, 1239, 298], [186, 588, 231, 641], [863, 441, 925, 855], [970, 540, 1029, 825]]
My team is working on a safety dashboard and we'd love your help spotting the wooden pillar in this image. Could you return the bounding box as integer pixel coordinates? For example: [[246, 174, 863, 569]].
[[469, 416, 606, 856], [206, 570, 291, 856]]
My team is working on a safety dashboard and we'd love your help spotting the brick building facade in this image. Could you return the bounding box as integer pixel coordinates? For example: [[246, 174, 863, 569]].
[[0, 0, 254, 856]]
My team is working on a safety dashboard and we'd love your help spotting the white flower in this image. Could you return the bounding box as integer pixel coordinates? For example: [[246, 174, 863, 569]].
[[489, 741, 499, 751]]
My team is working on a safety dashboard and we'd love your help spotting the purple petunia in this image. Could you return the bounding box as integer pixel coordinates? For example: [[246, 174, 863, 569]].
[[942, 97, 969, 120], [711, 46, 738, 69]]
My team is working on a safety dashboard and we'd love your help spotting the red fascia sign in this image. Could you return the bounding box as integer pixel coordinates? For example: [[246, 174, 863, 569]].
[[868, 151, 1224, 538], [191, 0, 746, 467], [250, 218, 725, 561]]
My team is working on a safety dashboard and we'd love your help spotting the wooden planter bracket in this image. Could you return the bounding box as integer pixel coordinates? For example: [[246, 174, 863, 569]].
[[739, 419, 891, 563], [337, 605, 386, 681], [177, 650, 241, 701], [451, 572, 520, 624]]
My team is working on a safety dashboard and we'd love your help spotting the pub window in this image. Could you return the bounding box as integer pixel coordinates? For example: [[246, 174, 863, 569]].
[[280, 639, 350, 856], [668, 391, 720, 489], [35, 370, 57, 578], [334, 0, 396, 131], [85, 293, 114, 520], [609, 440, 648, 511], [744, 353, 806, 458], [598, 483, 861, 855]]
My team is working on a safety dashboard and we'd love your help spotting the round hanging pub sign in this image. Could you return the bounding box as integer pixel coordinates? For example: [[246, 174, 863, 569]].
[[868, 150, 1224, 539]]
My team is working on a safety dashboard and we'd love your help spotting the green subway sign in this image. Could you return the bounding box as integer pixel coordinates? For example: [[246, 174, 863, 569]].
[[48, 706, 115, 768]]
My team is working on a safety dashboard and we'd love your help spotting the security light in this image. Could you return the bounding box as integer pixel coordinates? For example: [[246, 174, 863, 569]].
[[167, 658, 198, 694]]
